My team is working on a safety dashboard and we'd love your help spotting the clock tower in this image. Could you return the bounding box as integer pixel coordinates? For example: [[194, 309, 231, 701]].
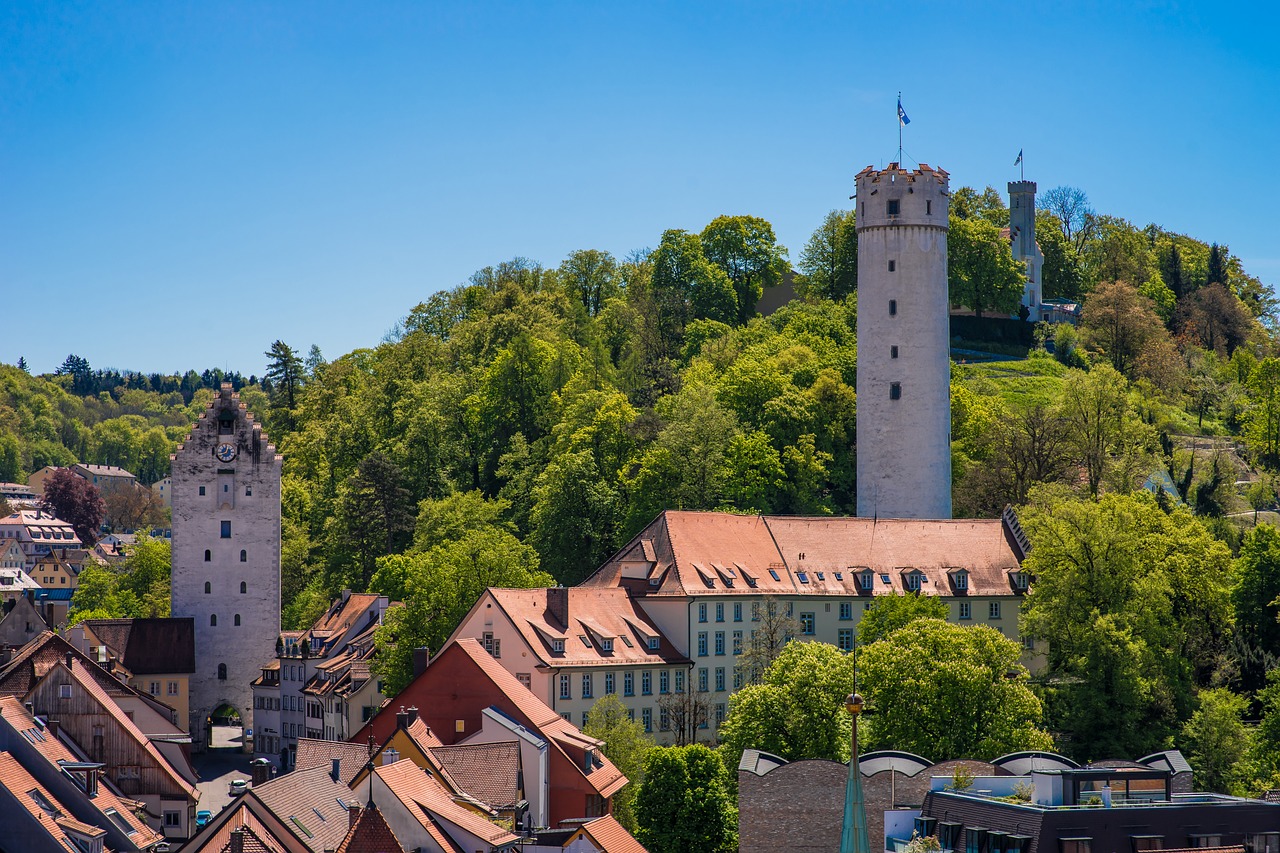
[[170, 383, 281, 749]]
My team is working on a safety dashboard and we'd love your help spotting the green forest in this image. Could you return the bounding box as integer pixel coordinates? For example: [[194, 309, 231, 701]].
[[8, 184, 1280, 809]]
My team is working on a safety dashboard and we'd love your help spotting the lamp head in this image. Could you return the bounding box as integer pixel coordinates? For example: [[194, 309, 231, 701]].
[[845, 693, 865, 716]]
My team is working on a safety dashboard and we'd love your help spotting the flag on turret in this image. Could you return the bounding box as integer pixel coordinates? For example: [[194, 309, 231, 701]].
[[898, 97, 910, 126], [1014, 149, 1023, 167]]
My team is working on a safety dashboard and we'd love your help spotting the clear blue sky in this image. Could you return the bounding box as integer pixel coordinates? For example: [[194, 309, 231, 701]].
[[3, 1, 1277, 377]]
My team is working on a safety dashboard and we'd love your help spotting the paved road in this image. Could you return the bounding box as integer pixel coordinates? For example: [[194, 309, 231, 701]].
[[191, 726, 251, 817]]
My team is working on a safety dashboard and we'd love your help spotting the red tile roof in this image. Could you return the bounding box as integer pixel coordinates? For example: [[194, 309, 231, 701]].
[[430, 742, 522, 809], [334, 805, 407, 853], [478, 587, 687, 668], [583, 510, 1024, 598], [246, 762, 358, 853], [572, 814, 650, 853], [294, 738, 371, 785], [375, 757, 519, 848]]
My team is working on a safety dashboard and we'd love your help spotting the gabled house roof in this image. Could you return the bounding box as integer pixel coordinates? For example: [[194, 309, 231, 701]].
[[75, 618, 196, 674], [335, 804, 407, 853], [181, 796, 313, 853], [430, 742, 522, 810], [582, 510, 1026, 598], [374, 757, 519, 849], [459, 587, 687, 669], [246, 762, 361, 853], [294, 737, 371, 786], [568, 814, 651, 853]]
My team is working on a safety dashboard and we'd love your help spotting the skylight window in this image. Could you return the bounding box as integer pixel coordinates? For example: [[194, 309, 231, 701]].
[[797, 572, 810, 584], [580, 635, 591, 648], [768, 570, 781, 581], [290, 817, 314, 838]]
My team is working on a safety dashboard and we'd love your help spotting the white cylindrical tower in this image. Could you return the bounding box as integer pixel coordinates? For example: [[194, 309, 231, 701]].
[[855, 162, 952, 519]]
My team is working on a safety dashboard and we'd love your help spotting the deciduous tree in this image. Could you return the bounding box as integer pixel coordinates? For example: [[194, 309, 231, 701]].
[[41, 469, 104, 546], [583, 694, 653, 832], [798, 210, 857, 300], [700, 215, 790, 322], [857, 592, 949, 646], [947, 215, 1025, 317], [635, 745, 736, 853]]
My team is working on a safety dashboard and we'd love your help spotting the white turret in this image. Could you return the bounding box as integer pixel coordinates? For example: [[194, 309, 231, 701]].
[[855, 162, 952, 520]]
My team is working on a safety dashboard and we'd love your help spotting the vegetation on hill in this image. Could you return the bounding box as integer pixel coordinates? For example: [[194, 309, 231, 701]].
[[9, 183, 1280, 798]]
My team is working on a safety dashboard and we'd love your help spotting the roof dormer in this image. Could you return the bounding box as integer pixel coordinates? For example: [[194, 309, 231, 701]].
[[947, 567, 970, 594], [900, 568, 926, 593]]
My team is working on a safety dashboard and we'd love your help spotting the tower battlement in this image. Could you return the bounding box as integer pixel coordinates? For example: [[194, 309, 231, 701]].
[[855, 163, 950, 231]]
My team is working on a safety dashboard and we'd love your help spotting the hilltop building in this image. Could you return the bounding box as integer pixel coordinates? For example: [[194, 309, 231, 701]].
[[854, 163, 952, 520], [1008, 179, 1045, 322], [171, 383, 281, 748]]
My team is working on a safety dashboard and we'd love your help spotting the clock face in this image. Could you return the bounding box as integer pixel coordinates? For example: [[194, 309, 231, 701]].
[[215, 443, 237, 462]]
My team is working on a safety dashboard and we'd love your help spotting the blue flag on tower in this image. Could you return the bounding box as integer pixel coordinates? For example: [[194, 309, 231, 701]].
[[1014, 149, 1023, 166], [897, 97, 910, 126]]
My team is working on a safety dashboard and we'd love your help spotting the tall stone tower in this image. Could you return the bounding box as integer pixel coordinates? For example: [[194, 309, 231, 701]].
[[171, 384, 281, 748], [855, 162, 952, 519], [1008, 180, 1045, 321]]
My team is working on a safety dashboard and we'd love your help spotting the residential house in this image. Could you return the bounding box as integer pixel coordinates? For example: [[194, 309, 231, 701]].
[[151, 477, 172, 510], [0, 481, 37, 507], [577, 509, 1036, 732], [352, 637, 628, 828], [0, 694, 165, 852], [252, 591, 393, 768], [0, 593, 52, 649], [31, 547, 86, 590], [181, 761, 359, 853], [66, 618, 197, 730], [0, 508, 83, 570], [0, 632, 201, 840], [71, 463, 139, 496], [26, 466, 63, 496], [0, 541, 40, 599], [449, 586, 690, 738]]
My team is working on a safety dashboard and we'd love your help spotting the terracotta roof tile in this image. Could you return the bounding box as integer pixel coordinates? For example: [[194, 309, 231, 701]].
[[375, 758, 518, 847], [294, 738, 371, 785], [573, 814, 650, 853], [334, 805, 407, 853], [430, 742, 521, 808], [247, 762, 359, 853]]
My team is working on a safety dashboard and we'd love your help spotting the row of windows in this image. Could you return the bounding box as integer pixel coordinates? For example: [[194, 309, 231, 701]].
[[956, 601, 1003, 620], [566, 703, 730, 734], [203, 581, 249, 593], [698, 602, 745, 623], [204, 546, 249, 561], [147, 681, 180, 696], [559, 669, 686, 701], [198, 485, 252, 497], [696, 631, 744, 656], [208, 614, 242, 626]]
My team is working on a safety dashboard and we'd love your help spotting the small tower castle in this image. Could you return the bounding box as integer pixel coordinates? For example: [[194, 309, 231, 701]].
[[1008, 180, 1045, 321], [170, 384, 281, 748], [855, 163, 952, 520]]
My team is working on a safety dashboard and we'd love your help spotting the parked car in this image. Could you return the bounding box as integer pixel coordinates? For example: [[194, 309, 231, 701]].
[[229, 779, 248, 797], [196, 810, 212, 828]]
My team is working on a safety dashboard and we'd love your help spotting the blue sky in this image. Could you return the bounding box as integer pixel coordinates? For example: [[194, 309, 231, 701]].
[[3, 1, 1277, 376]]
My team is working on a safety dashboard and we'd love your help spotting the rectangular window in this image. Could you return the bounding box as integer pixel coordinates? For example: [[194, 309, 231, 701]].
[[582, 673, 593, 699], [559, 674, 571, 700], [838, 628, 854, 652], [647, 636, 660, 650], [220, 521, 231, 538], [890, 382, 902, 400], [697, 632, 708, 657], [1022, 634, 1035, 650], [641, 671, 652, 695], [604, 672, 615, 694], [752, 602, 760, 621], [698, 603, 707, 623], [624, 672, 635, 696], [926, 199, 933, 215], [732, 630, 742, 655], [891, 345, 899, 358], [716, 702, 726, 724], [199, 486, 206, 496], [659, 670, 670, 694], [583, 711, 589, 727], [674, 670, 685, 693], [164, 811, 181, 827], [149, 681, 160, 695], [1060, 841, 1092, 853], [714, 632, 725, 655], [734, 668, 743, 689], [1132, 838, 1162, 852], [715, 667, 725, 692], [659, 706, 670, 731], [954, 573, 968, 591], [800, 613, 815, 635], [733, 603, 742, 622], [888, 260, 896, 272], [642, 707, 653, 733], [887, 199, 900, 216], [168, 681, 178, 695], [698, 668, 708, 692], [959, 601, 971, 620], [990, 601, 1002, 620], [839, 601, 853, 620]]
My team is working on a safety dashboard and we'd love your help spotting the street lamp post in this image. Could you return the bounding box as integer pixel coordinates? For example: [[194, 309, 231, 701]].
[[839, 692, 871, 853]]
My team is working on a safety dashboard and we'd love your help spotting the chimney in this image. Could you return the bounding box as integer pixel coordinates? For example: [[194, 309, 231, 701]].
[[331, 758, 342, 783], [412, 647, 430, 678], [48, 719, 60, 740], [230, 828, 245, 853], [548, 585, 569, 629], [406, 706, 418, 726], [65, 652, 74, 669], [395, 706, 408, 730], [348, 804, 362, 829], [382, 748, 399, 765]]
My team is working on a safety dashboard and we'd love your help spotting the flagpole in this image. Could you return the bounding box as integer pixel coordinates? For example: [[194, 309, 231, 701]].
[[1021, 151, 1025, 181], [897, 91, 902, 164]]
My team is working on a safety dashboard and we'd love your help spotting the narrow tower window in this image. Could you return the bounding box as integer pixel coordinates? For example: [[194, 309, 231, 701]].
[[210, 614, 218, 627], [240, 550, 247, 563], [890, 382, 902, 400], [888, 260, 896, 272], [217, 664, 227, 680], [891, 346, 899, 359], [234, 614, 241, 626], [204, 581, 211, 594], [199, 486, 206, 496], [887, 199, 900, 216], [204, 550, 211, 562], [889, 300, 897, 316], [240, 581, 247, 594], [220, 521, 231, 538], [926, 200, 932, 215]]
